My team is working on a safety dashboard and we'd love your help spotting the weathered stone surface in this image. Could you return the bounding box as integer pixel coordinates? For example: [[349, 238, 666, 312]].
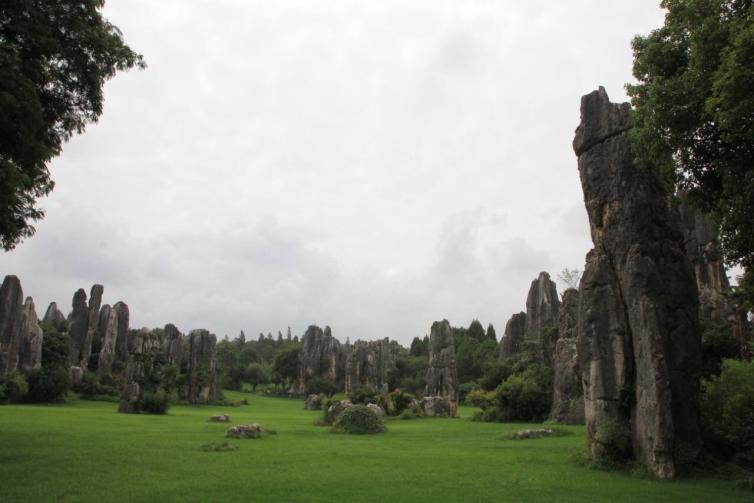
[[344, 338, 400, 394], [512, 428, 555, 440], [326, 399, 353, 424], [425, 320, 459, 405], [81, 284, 104, 369], [113, 301, 130, 365], [185, 329, 218, 404], [549, 289, 584, 424], [67, 288, 88, 367], [677, 203, 752, 357], [575, 87, 702, 478], [0, 275, 24, 377], [96, 305, 119, 376], [499, 312, 526, 359], [70, 366, 84, 385], [304, 394, 322, 410], [366, 403, 386, 417], [525, 272, 560, 339], [421, 396, 453, 417], [162, 323, 183, 364], [118, 381, 140, 413], [289, 325, 344, 395], [210, 414, 231, 423], [226, 424, 261, 439], [19, 297, 43, 374], [42, 302, 66, 329]]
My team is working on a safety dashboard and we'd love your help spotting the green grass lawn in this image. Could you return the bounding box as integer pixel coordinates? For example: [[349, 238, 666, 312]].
[[0, 392, 747, 502]]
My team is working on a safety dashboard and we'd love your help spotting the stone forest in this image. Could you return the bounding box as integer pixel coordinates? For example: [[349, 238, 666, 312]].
[[1, 2, 753, 502]]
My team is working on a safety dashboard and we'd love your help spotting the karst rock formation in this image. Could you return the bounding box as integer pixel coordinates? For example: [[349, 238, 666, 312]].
[[289, 325, 345, 395], [549, 288, 583, 423], [499, 312, 526, 358], [574, 87, 702, 478], [344, 338, 401, 393], [524, 272, 560, 339], [424, 320, 459, 412], [0, 276, 43, 378]]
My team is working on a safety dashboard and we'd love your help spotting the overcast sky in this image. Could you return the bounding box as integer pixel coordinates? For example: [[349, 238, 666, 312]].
[[3, 0, 669, 344]]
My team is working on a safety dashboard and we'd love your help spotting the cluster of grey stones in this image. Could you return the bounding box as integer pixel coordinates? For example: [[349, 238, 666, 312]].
[[0, 278, 219, 409]]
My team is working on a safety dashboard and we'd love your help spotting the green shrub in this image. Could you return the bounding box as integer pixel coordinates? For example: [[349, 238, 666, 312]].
[[400, 402, 425, 420], [594, 418, 632, 465], [26, 366, 70, 403], [702, 359, 754, 467], [701, 321, 741, 378], [74, 372, 121, 399], [493, 364, 553, 422], [465, 388, 495, 409], [0, 371, 28, 402], [348, 386, 379, 405], [305, 377, 338, 397], [458, 381, 478, 403], [377, 390, 415, 416], [138, 388, 171, 414], [333, 404, 386, 434]]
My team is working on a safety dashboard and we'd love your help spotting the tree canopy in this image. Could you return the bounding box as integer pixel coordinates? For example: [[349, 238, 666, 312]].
[[0, 0, 144, 250], [627, 0, 754, 270]]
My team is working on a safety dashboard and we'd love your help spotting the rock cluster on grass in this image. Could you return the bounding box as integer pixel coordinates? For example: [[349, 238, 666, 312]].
[[117, 382, 140, 413], [226, 424, 261, 439], [304, 394, 322, 410], [574, 87, 702, 478], [424, 320, 459, 414], [210, 415, 231, 423]]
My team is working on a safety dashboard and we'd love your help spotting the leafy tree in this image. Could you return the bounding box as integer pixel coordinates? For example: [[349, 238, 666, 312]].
[[273, 344, 300, 385], [245, 362, 272, 391], [627, 0, 754, 275], [486, 323, 497, 342], [409, 336, 429, 357], [557, 268, 582, 291], [0, 0, 145, 249], [467, 319, 486, 341]]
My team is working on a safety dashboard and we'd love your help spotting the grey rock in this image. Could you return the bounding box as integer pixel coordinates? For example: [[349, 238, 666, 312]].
[[344, 338, 401, 394], [575, 87, 702, 478], [424, 320, 459, 405], [421, 396, 453, 417], [185, 329, 218, 404], [80, 284, 104, 369], [304, 394, 323, 410], [549, 289, 583, 423], [226, 423, 261, 439], [524, 272, 560, 339], [67, 288, 89, 368], [326, 399, 353, 424], [42, 302, 66, 329], [113, 301, 130, 365], [289, 325, 344, 395], [162, 323, 183, 364], [70, 366, 84, 385], [210, 414, 231, 423], [0, 275, 24, 377], [118, 381, 140, 413], [96, 305, 119, 376], [499, 312, 526, 358], [19, 297, 43, 374], [366, 403, 386, 417]]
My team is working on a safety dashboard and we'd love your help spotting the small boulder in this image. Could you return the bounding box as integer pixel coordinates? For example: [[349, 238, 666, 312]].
[[117, 382, 140, 413], [210, 415, 231, 423], [226, 424, 261, 439], [70, 366, 83, 385], [326, 399, 353, 424], [421, 396, 453, 417], [304, 394, 322, 410], [512, 428, 555, 440], [366, 403, 385, 417]]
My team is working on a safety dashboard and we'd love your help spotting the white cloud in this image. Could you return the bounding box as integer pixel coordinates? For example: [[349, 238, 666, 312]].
[[2, 0, 666, 344]]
